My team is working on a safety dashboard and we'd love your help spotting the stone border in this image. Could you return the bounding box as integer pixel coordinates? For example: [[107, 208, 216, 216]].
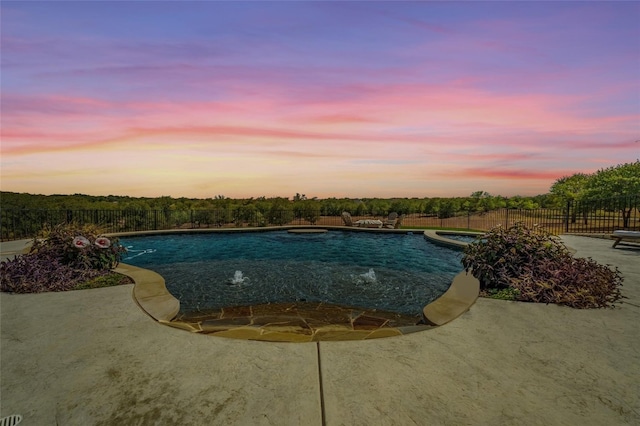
[[113, 263, 179, 322], [422, 271, 479, 326], [112, 227, 481, 341], [422, 229, 485, 249], [288, 229, 328, 234], [420, 230, 482, 325]]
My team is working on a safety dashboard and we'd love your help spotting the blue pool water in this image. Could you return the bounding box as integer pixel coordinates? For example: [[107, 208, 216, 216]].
[[121, 231, 463, 316], [441, 234, 482, 243]]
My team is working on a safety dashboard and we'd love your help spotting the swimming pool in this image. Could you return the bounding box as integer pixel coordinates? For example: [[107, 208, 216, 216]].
[[441, 234, 481, 243], [121, 230, 463, 317]]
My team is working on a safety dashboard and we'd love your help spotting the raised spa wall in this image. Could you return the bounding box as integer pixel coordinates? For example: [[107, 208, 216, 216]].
[[111, 227, 481, 342]]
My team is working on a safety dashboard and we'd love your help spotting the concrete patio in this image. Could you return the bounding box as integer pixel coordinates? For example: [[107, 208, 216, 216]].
[[1, 235, 638, 425]]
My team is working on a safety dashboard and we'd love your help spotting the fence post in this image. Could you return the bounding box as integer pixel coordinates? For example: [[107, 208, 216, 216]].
[[565, 200, 571, 233]]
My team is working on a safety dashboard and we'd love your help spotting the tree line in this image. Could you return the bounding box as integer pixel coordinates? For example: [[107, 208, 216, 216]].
[[549, 160, 639, 201], [2, 160, 638, 220], [1, 191, 560, 219]]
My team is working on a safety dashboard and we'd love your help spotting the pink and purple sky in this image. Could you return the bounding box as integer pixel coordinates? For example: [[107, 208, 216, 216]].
[[2, 1, 639, 199]]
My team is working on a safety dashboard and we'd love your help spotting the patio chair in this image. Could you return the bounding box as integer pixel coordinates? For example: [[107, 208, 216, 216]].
[[611, 230, 640, 248], [393, 214, 406, 229], [383, 212, 398, 228], [341, 212, 354, 226]]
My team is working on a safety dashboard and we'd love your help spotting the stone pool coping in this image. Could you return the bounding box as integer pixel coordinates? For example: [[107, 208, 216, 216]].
[[111, 227, 480, 341], [113, 263, 180, 322], [422, 229, 485, 249]]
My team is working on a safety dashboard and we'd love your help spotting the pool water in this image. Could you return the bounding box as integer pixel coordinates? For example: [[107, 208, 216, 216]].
[[441, 234, 482, 243], [121, 231, 463, 316]]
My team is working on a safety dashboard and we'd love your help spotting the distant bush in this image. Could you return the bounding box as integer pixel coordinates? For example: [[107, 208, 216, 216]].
[[0, 223, 129, 293], [267, 203, 294, 225], [462, 222, 623, 308]]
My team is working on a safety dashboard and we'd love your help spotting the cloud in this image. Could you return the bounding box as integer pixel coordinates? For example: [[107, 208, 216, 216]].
[[2, 93, 114, 115], [2, 1, 638, 198], [564, 139, 640, 150], [449, 167, 575, 181], [296, 114, 379, 125]]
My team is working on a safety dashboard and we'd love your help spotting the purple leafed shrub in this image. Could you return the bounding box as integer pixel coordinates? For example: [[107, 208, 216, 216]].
[[0, 223, 128, 294], [0, 254, 111, 293], [33, 223, 126, 270], [462, 222, 623, 309]]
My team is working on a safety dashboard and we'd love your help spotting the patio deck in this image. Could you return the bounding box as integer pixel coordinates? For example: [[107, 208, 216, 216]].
[[1, 235, 638, 425]]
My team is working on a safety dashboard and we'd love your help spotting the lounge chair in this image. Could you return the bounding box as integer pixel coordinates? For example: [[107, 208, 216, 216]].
[[383, 212, 398, 228], [384, 213, 405, 229], [356, 219, 383, 228], [341, 212, 354, 226], [343, 212, 388, 228], [611, 230, 640, 248]]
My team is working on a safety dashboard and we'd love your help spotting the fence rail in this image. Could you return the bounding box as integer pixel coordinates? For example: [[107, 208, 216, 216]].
[[1, 195, 638, 241]]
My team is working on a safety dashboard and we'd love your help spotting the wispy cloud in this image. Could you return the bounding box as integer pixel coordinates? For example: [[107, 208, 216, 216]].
[[450, 167, 570, 181], [1, 1, 638, 198]]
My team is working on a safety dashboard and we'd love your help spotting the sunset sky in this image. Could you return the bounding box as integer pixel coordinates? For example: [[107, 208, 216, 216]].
[[2, 1, 639, 199]]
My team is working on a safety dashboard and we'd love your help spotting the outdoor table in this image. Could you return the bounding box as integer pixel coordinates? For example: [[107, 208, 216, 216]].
[[355, 219, 383, 228]]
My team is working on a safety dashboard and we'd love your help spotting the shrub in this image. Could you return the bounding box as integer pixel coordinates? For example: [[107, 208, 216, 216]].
[[74, 273, 131, 290], [462, 222, 569, 289], [33, 222, 126, 270], [0, 223, 128, 293], [462, 222, 623, 308], [483, 287, 521, 301], [267, 204, 294, 226]]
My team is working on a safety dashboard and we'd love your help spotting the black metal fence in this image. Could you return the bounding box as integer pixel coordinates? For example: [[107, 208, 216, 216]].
[[0, 208, 331, 240], [561, 195, 640, 233], [1, 195, 638, 241]]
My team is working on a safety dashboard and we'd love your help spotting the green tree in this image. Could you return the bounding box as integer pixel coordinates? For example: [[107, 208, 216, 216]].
[[293, 199, 320, 224], [438, 199, 457, 219], [366, 199, 391, 216], [353, 201, 367, 216], [583, 161, 640, 228], [468, 191, 497, 213], [550, 173, 591, 201], [389, 198, 415, 215], [267, 198, 294, 225], [583, 161, 640, 199], [550, 173, 591, 224], [423, 198, 438, 216], [192, 210, 213, 227]]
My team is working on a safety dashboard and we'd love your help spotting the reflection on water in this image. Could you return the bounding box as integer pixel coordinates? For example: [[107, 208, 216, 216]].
[[123, 247, 156, 259]]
